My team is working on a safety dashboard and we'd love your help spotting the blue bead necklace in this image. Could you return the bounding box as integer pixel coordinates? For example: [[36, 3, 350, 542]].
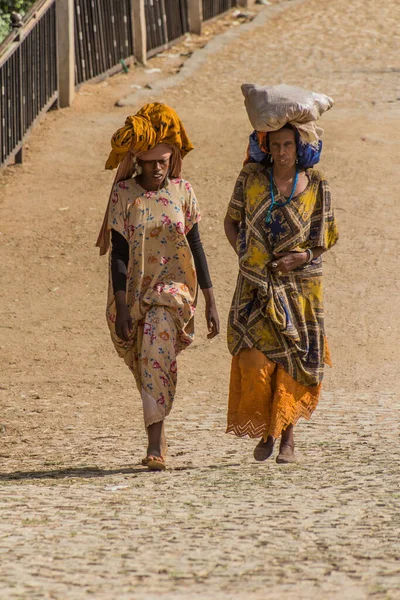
[[265, 168, 299, 224]]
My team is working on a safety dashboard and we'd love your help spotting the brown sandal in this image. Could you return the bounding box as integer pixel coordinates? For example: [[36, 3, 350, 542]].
[[276, 443, 297, 464], [146, 455, 166, 471], [253, 436, 275, 462]]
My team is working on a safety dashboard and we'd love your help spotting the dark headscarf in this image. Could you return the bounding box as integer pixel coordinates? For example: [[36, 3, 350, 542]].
[[245, 126, 322, 169]]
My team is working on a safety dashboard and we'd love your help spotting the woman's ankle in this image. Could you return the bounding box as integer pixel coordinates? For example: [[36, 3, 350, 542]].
[[280, 425, 294, 449]]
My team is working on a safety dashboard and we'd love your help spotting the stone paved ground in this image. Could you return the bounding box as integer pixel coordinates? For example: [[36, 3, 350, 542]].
[[1, 392, 400, 599], [1, 0, 399, 598]]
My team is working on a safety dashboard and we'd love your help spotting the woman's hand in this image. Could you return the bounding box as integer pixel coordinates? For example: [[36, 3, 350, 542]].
[[115, 301, 133, 341], [205, 302, 220, 339], [201, 287, 220, 339], [268, 251, 308, 274]]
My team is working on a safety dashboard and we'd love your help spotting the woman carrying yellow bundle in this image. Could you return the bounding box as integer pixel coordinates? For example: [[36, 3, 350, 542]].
[[224, 85, 338, 464], [97, 103, 219, 471]]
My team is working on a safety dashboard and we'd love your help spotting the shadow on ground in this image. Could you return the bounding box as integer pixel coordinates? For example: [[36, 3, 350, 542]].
[[0, 462, 242, 480]]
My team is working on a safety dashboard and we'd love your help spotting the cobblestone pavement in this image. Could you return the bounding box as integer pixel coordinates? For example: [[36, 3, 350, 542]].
[[1, 392, 399, 599], [1, 0, 399, 597]]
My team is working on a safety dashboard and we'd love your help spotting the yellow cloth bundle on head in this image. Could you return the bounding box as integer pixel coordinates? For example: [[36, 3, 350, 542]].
[[96, 103, 194, 255], [105, 102, 194, 170]]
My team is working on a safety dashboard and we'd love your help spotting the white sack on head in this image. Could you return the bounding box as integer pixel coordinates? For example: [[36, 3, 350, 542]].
[[241, 83, 334, 145]]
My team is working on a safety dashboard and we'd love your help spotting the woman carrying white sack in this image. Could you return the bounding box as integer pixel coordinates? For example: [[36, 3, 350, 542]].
[[224, 84, 339, 464]]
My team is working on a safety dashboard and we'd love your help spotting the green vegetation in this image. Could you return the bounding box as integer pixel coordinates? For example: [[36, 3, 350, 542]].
[[0, 1, 35, 42]]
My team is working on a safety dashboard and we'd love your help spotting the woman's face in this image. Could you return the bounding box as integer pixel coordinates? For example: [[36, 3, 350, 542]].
[[268, 129, 297, 168], [137, 156, 170, 188]]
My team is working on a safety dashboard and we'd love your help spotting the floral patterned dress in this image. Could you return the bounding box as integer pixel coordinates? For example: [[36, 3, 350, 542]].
[[106, 176, 200, 427]]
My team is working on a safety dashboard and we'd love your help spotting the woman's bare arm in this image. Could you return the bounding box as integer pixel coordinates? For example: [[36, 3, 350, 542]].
[[224, 213, 240, 253]]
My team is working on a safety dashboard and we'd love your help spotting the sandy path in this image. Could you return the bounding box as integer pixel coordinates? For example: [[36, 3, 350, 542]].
[[0, 0, 399, 598]]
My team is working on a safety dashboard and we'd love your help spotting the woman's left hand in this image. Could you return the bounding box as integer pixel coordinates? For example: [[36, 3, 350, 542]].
[[206, 303, 220, 339], [268, 252, 308, 274]]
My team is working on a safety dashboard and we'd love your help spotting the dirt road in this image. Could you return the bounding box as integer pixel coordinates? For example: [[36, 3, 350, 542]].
[[1, 0, 399, 598]]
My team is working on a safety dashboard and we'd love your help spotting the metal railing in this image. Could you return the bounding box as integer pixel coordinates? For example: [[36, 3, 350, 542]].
[[202, 0, 237, 21], [0, 0, 58, 168], [145, 0, 189, 56], [145, 0, 167, 54], [0, 0, 243, 169], [74, 0, 134, 85], [165, 0, 189, 45]]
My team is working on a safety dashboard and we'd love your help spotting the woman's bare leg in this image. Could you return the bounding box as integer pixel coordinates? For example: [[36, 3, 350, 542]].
[[147, 420, 163, 457], [160, 421, 167, 456]]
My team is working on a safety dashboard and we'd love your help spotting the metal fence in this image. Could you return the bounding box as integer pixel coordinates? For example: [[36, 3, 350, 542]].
[[74, 0, 134, 85], [145, 0, 189, 56], [165, 0, 189, 45], [145, 0, 167, 54], [202, 0, 237, 21], [0, 0, 240, 169], [0, 0, 58, 168]]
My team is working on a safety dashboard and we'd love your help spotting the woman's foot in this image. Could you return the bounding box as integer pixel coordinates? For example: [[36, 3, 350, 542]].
[[143, 420, 166, 470], [276, 443, 296, 464], [146, 453, 166, 471], [142, 448, 166, 470], [276, 424, 296, 463], [253, 435, 275, 461]]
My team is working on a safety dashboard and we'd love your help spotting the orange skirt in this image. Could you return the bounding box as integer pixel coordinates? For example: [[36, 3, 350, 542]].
[[226, 348, 324, 440]]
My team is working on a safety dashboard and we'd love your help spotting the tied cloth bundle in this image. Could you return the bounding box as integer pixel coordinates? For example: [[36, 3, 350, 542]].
[[241, 83, 334, 145], [105, 102, 194, 170], [241, 83, 334, 168], [96, 102, 194, 255]]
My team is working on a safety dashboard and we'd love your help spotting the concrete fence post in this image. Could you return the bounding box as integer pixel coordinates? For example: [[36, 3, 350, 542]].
[[131, 0, 147, 65], [187, 0, 202, 35], [56, 0, 75, 108]]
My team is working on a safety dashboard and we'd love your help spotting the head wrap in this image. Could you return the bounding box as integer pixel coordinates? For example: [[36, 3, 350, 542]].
[[96, 103, 193, 255], [246, 128, 322, 169], [105, 102, 193, 170]]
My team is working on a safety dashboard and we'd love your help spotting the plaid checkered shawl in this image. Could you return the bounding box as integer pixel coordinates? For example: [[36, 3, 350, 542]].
[[227, 163, 338, 387]]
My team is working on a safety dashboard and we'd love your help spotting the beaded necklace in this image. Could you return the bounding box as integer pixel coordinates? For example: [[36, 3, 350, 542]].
[[265, 168, 299, 224]]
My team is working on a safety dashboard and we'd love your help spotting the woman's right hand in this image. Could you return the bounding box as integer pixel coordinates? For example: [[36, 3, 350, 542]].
[[268, 251, 308, 274], [115, 304, 133, 341]]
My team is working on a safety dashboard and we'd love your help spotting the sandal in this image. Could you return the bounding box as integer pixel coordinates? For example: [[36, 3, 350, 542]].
[[146, 454, 166, 471], [276, 443, 297, 464], [253, 436, 275, 462]]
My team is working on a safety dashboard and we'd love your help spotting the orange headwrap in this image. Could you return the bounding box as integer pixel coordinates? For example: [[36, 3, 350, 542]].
[[96, 103, 193, 255], [105, 102, 193, 170]]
